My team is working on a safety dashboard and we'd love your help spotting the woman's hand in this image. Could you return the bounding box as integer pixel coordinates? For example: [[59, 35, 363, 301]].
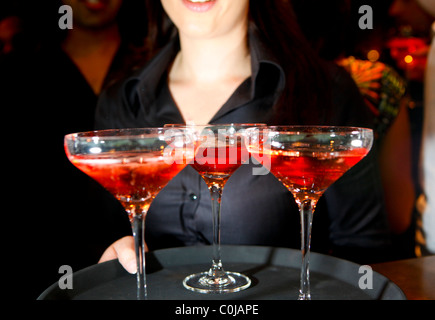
[[98, 236, 148, 274]]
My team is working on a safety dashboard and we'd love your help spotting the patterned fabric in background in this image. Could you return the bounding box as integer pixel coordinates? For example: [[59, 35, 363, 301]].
[[337, 56, 407, 140]]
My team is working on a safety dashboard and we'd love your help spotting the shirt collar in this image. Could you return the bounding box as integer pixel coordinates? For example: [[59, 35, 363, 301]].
[[125, 23, 285, 116]]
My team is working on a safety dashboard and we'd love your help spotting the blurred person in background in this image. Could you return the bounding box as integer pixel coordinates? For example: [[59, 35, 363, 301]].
[[388, 0, 435, 256], [292, 0, 416, 259], [0, 0, 172, 299], [415, 0, 435, 255]]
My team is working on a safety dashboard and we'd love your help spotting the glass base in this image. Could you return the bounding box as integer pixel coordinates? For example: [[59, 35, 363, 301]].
[[183, 271, 251, 294], [298, 292, 312, 300]]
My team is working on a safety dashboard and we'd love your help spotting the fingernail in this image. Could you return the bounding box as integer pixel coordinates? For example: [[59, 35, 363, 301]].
[[125, 260, 137, 274]]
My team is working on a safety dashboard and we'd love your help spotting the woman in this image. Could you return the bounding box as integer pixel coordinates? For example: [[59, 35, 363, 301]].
[[96, 0, 397, 272]]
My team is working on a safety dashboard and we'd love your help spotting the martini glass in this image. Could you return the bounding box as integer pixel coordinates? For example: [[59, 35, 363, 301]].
[[169, 124, 259, 293], [64, 128, 194, 300], [246, 126, 373, 300]]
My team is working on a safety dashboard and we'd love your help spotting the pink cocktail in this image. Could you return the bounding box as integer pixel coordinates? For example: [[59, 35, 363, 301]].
[[247, 126, 373, 300], [65, 128, 194, 299]]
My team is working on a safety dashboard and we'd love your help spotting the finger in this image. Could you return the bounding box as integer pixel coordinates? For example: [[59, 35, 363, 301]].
[[98, 236, 137, 274], [98, 236, 149, 274], [115, 236, 137, 274], [98, 243, 118, 264]]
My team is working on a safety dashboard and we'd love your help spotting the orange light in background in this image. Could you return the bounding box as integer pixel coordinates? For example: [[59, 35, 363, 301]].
[[367, 49, 380, 62], [404, 55, 414, 64]]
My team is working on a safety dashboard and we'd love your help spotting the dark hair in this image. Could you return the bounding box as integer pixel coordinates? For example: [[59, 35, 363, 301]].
[[143, 0, 331, 125], [249, 0, 332, 124], [291, 0, 352, 61], [142, 1, 175, 61]]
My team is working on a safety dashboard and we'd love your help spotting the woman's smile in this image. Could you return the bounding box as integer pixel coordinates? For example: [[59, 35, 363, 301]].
[[161, 0, 249, 39], [182, 0, 217, 13]]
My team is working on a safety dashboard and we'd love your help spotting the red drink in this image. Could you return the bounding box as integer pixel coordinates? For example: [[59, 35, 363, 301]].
[[268, 147, 369, 201], [180, 125, 259, 293], [64, 128, 196, 300], [246, 126, 373, 300], [70, 151, 186, 221], [190, 145, 247, 186]]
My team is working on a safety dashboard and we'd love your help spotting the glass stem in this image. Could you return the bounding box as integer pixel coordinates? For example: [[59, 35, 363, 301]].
[[298, 198, 316, 300], [208, 183, 226, 278], [131, 212, 147, 300]]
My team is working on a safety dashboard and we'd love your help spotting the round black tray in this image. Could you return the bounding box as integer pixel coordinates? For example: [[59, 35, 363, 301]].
[[38, 245, 406, 300]]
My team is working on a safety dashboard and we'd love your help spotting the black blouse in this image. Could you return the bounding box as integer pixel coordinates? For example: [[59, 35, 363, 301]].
[[95, 28, 393, 263]]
